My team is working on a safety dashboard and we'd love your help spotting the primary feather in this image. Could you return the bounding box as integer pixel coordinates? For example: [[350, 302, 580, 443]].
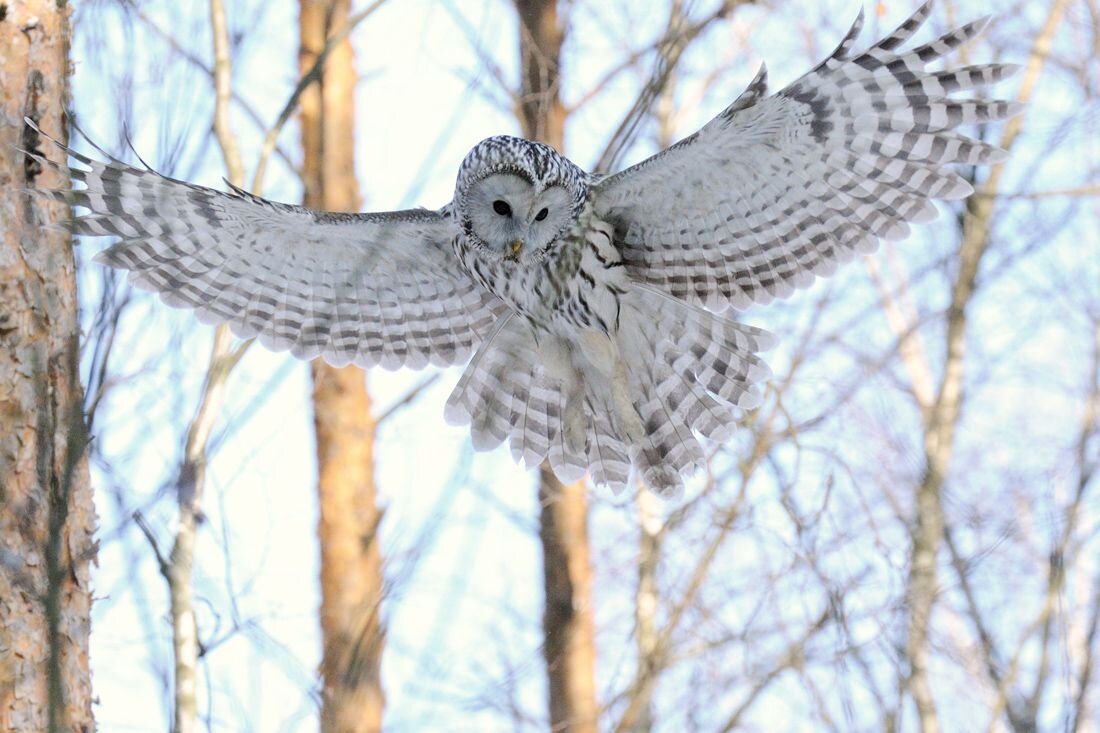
[[595, 0, 1019, 310]]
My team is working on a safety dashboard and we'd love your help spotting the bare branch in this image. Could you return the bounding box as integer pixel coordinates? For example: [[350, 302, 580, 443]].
[[251, 0, 390, 193], [376, 373, 442, 425], [903, 4, 1070, 728], [593, 0, 749, 173], [121, 0, 297, 173], [132, 510, 170, 578]]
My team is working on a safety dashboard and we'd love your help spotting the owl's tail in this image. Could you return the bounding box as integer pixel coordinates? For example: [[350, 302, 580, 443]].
[[608, 286, 774, 494], [444, 288, 774, 495]]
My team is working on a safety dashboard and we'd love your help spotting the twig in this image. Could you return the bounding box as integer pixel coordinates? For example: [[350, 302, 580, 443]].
[[251, 0, 391, 193], [594, 0, 748, 173], [122, 0, 297, 173], [376, 373, 441, 424], [714, 606, 833, 733], [132, 510, 169, 577]]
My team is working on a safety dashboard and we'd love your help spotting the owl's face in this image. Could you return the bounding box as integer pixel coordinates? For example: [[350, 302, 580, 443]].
[[462, 173, 575, 262], [455, 136, 588, 263]]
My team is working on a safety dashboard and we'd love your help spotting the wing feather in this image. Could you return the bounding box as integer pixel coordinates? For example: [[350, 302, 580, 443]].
[[594, 1, 1020, 310], [27, 126, 504, 368]]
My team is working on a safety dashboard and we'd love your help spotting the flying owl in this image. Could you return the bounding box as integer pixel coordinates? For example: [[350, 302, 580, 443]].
[[29, 1, 1017, 494]]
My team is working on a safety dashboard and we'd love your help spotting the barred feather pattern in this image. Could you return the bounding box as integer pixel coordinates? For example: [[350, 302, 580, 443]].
[[28, 141, 504, 369], [595, 0, 1021, 310], [23, 1, 1018, 495], [445, 286, 774, 495], [615, 288, 774, 491]]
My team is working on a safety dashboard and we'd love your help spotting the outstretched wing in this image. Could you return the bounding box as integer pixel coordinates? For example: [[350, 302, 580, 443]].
[[594, 1, 1020, 311], [29, 130, 505, 369]]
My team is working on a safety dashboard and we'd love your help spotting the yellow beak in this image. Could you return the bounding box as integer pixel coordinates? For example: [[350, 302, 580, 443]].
[[510, 239, 524, 257]]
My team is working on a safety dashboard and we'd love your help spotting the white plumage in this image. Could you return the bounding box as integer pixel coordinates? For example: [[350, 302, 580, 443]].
[[28, 1, 1018, 494]]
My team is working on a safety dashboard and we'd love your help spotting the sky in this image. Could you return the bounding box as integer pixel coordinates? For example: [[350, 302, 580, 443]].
[[66, 1, 1097, 731]]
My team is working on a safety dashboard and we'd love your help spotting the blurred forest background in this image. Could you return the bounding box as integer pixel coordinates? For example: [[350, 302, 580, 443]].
[[2, 0, 1098, 731]]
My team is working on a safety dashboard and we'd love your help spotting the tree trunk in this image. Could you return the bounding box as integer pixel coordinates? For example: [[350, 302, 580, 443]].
[[0, 4, 97, 732], [299, 2, 386, 731], [631, 488, 661, 733], [538, 467, 599, 733], [902, 5, 1068, 728], [514, 4, 599, 730]]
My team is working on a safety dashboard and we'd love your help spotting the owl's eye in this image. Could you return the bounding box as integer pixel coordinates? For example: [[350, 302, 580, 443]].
[[492, 200, 512, 217], [535, 208, 549, 221]]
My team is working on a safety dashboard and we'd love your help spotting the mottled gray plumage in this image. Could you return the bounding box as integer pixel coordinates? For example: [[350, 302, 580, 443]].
[[27, 1, 1018, 494]]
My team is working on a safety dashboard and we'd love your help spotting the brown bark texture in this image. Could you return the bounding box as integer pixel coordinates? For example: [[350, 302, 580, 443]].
[[538, 467, 599, 733], [299, 2, 386, 731], [514, 2, 599, 730], [0, 3, 97, 732]]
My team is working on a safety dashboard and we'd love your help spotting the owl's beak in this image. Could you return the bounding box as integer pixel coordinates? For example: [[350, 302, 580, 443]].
[[510, 239, 524, 257]]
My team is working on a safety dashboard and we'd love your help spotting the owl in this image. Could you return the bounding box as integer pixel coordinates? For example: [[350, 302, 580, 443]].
[[29, 2, 1017, 494]]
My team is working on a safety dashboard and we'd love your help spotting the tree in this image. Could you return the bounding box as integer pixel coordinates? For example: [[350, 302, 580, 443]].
[[299, 1, 387, 730], [513, 2, 600, 730], [0, 3, 96, 731], [896, 3, 1073, 729]]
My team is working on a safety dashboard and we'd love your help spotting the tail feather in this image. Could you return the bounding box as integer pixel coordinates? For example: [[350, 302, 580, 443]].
[[616, 287, 772, 494], [445, 315, 520, 450], [445, 316, 589, 481], [445, 288, 773, 494], [546, 388, 588, 483], [586, 409, 631, 488], [514, 379, 553, 466]]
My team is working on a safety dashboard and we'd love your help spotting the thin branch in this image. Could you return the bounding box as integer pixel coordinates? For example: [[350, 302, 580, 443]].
[[376, 373, 441, 425], [1071, 566, 1100, 732], [714, 606, 833, 733], [251, 0, 390, 193], [132, 510, 170, 577], [121, 0, 298, 173], [438, 0, 521, 116], [209, 0, 244, 185], [864, 253, 934, 411], [593, 0, 749, 173]]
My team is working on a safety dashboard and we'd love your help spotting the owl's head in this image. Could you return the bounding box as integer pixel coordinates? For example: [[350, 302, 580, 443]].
[[455, 136, 588, 263]]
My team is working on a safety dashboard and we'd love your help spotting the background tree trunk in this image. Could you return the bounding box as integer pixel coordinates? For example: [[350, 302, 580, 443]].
[[0, 3, 97, 732], [299, 2, 386, 731], [900, 5, 1068, 729], [538, 467, 599, 733], [514, 2, 599, 730]]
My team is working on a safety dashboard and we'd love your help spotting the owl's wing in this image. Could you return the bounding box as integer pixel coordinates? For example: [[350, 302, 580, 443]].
[[593, 2, 1020, 311], [29, 130, 504, 369]]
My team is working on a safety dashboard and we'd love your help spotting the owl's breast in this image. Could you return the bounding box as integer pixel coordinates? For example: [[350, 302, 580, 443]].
[[452, 213, 629, 341], [451, 232, 531, 315]]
